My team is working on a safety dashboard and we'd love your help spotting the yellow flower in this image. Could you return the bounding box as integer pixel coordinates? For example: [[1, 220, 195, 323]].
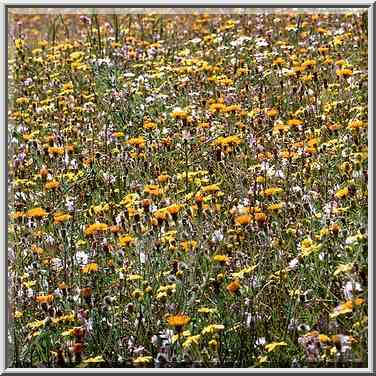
[[156, 291, 168, 302], [171, 108, 189, 120], [180, 240, 198, 251], [213, 255, 231, 264], [15, 39, 25, 49], [256, 355, 268, 364], [214, 135, 242, 147], [336, 68, 353, 77], [267, 202, 285, 212], [132, 356, 153, 366], [31, 245, 43, 255], [197, 307, 218, 314], [82, 263, 99, 273], [157, 174, 170, 183], [119, 235, 135, 247], [70, 51, 85, 61], [232, 265, 257, 279], [201, 324, 225, 335], [83, 356, 105, 364], [319, 334, 331, 343], [202, 184, 221, 193], [153, 209, 168, 222], [301, 59, 316, 69], [113, 131, 124, 138], [61, 328, 76, 337], [300, 238, 321, 257], [132, 289, 144, 300], [27, 319, 46, 330], [335, 187, 349, 199], [273, 121, 290, 133], [127, 274, 143, 282], [208, 339, 219, 351], [261, 187, 283, 198], [144, 121, 157, 130], [265, 341, 288, 352], [182, 335, 201, 349], [166, 204, 182, 215]]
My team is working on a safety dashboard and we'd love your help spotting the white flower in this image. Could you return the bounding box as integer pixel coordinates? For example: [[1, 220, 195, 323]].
[[256, 337, 266, 346], [190, 37, 201, 44], [212, 229, 224, 242], [288, 258, 300, 271], [343, 281, 363, 299], [75, 251, 89, 266], [256, 38, 268, 47], [124, 72, 135, 78]]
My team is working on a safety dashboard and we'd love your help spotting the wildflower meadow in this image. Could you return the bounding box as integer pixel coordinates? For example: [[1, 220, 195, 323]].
[[7, 9, 368, 368]]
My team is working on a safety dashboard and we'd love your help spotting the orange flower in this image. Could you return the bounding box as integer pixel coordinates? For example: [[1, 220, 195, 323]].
[[154, 209, 168, 222], [26, 207, 47, 218], [195, 193, 204, 204], [39, 166, 48, 177], [166, 204, 182, 215], [287, 119, 303, 127], [81, 287, 92, 298], [31, 244, 43, 255], [144, 184, 162, 196], [11, 211, 24, 220], [266, 108, 279, 118], [157, 174, 170, 183], [84, 223, 108, 236], [336, 68, 353, 77], [36, 294, 54, 304], [166, 314, 190, 331], [235, 214, 252, 225], [72, 342, 83, 354], [227, 279, 241, 294], [65, 144, 75, 153], [127, 136, 145, 148], [329, 223, 341, 235], [47, 146, 65, 155], [255, 212, 267, 223], [110, 225, 121, 233], [53, 213, 72, 224]]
